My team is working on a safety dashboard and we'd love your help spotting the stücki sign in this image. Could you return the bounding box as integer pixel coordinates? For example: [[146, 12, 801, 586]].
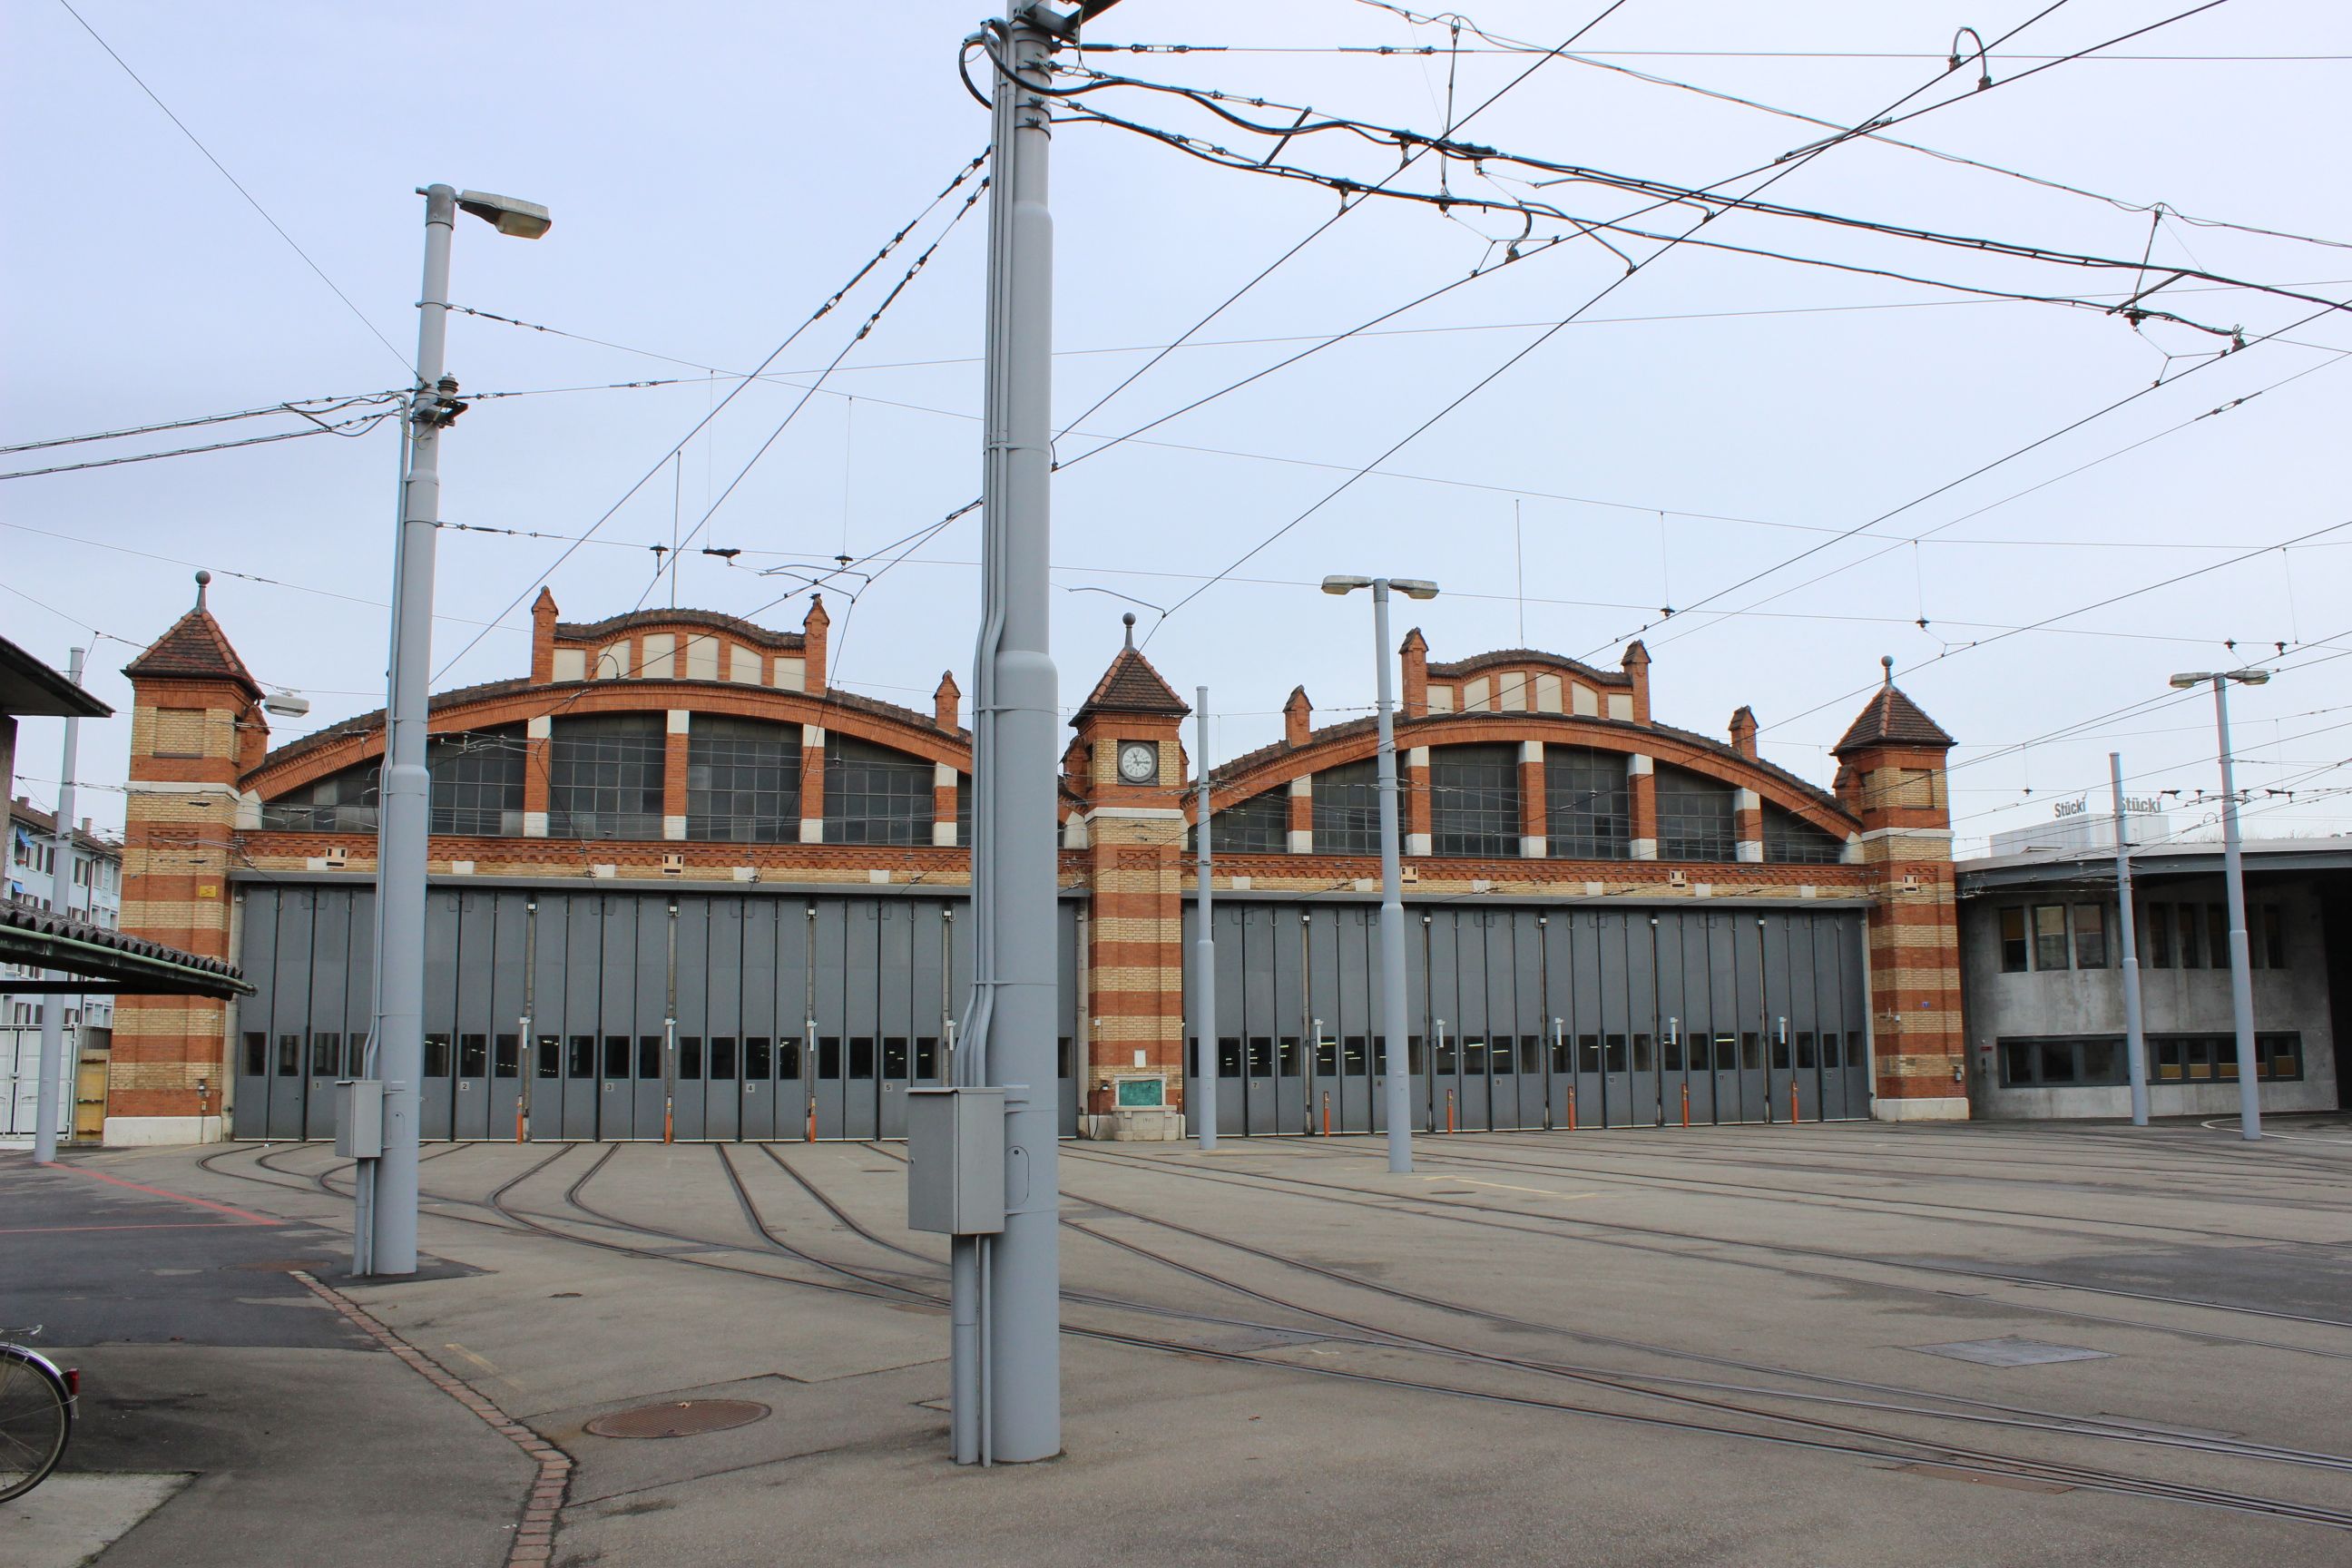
[[2053, 796, 2163, 818]]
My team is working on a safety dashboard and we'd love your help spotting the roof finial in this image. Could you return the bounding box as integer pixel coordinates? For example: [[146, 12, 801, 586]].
[[1880, 653, 1895, 689], [194, 569, 211, 612], [1122, 611, 1136, 650]]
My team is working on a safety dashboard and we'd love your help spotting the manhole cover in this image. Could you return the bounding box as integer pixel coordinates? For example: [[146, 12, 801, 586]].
[[1908, 1338, 2112, 1368], [585, 1399, 770, 1439]]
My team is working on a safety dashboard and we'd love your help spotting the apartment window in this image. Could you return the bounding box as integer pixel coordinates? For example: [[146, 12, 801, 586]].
[[1431, 744, 1520, 858], [1998, 907, 2029, 973], [826, 737, 933, 846], [1997, 1035, 2128, 1087], [549, 714, 665, 840], [1206, 790, 1289, 854], [687, 717, 801, 842], [2072, 903, 2108, 969], [1311, 760, 1381, 856], [2032, 905, 2069, 971], [1544, 746, 1629, 860], [1656, 766, 1736, 861]]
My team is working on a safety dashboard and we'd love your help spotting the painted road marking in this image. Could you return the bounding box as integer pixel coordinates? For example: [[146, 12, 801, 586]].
[[54, 1164, 283, 1225]]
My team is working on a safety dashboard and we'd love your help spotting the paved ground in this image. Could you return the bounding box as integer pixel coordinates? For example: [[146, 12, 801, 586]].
[[6, 1115, 2352, 1566]]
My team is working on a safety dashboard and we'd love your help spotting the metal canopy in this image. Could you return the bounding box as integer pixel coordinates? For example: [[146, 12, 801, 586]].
[[0, 902, 250, 997], [0, 633, 113, 719]]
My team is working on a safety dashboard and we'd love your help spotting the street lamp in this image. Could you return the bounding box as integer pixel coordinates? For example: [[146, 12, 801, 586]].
[[2167, 668, 2269, 1142], [359, 183, 550, 1279], [1321, 573, 1438, 1174]]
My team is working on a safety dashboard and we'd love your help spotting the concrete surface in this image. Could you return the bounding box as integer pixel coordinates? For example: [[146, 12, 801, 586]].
[[6, 1115, 2351, 1566]]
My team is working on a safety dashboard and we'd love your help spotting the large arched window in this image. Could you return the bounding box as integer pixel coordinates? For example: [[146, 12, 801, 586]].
[[1544, 746, 1628, 859], [827, 736, 934, 845], [260, 725, 524, 835], [1763, 804, 1845, 865], [1311, 759, 1380, 855], [687, 717, 799, 842], [550, 714, 664, 840], [1432, 743, 1519, 858], [1208, 790, 1287, 853], [1656, 764, 1736, 861]]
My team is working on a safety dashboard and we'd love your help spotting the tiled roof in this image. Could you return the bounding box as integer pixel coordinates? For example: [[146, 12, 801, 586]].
[[122, 607, 261, 701], [1426, 648, 1627, 685], [1832, 684, 1955, 756], [1073, 647, 1190, 724], [555, 608, 805, 651], [0, 900, 249, 996], [252, 677, 531, 773]]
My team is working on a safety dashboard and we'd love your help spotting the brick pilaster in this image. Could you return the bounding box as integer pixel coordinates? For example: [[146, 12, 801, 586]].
[[1628, 753, 1658, 859], [1404, 746, 1433, 856], [662, 710, 690, 840], [1518, 740, 1546, 858]]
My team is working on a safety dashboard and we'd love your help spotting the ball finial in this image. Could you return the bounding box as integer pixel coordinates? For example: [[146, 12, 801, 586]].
[[194, 569, 212, 610], [1122, 611, 1137, 648], [1880, 654, 1895, 687]]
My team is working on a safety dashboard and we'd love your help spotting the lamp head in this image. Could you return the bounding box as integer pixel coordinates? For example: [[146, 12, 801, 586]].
[[1393, 578, 1440, 601], [2226, 668, 2272, 686], [456, 190, 552, 239], [1321, 574, 1374, 596], [2169, 672, 2207, 690]]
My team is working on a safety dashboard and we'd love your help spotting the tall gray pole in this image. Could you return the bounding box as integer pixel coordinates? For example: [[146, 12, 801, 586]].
[[366, 184, 459, 1276], [31, 647, 85, 1164], [1371, 583, 1413, 1174], [2210, 677, 2261, 1140], [965, 4, 1061, 1464], [2109, 752, 2148, 1128], [1194, 686, 1217, 1152]]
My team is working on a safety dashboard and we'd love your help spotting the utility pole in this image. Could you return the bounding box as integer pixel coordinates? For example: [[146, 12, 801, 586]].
[[2109, 753, 2148, 1127], [1194, 686, 1217, 1152], [959, 0, 1104, 1465], [2171, 668, 2269, 1141], [361, 183, 550, 1278], [31, 648, 84, 1164]]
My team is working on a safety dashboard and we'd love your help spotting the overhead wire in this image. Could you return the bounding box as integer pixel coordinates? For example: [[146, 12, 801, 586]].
[[0, 405, 402, 481]]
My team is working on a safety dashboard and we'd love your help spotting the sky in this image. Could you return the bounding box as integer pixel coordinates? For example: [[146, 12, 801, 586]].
[[5, 0, 2349, 856]]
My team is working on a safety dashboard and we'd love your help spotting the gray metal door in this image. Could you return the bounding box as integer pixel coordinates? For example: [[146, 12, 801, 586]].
[[1842, 914, 1873, 1117], [842, 903, 881, 1140], [1426, 909, 1461, 1132], [1498, 911, 1545, 1131], [1571, 910, 1604, 1130], [1300, 910, 1336, 1134], [487, 894, 527, 1142], [1239, 906, 1279, 1135], [416, 890, 459, 1141], [1733, 914, 1769, 1122], [450, 894, 493, 1141], [877, 901, 916, 1138], [263, 890, 313, 1142], [560, 897, 602, 1139], [1631, 914, 1664, 1126], [671, 897, 708, 1141], [1673, 914, 1714, 1126], [1811, 914, 1847, 1120], [633, 898, 670, 1137], [1057, 898, 1081, 1137], [1761, 915, 1794, 1124], [526, 896, 567, 1140], [595, 897, 638, 1139], [1458, 912, 1495, 1132], [303, 890, 354, 1142], [780, 898, 816, 1142], [1789, 916, 1823, 1123], [1594, 912, 1632, 1125], [908, 899, 946, 1112], [1706, 915, 1741, 1123], [705, 899, 743, 1141], [1273, 906, 1309, 1133], [1653, 911, 1690, 1129], [810, 900, 847, 1137], [233, 888, 278, 1139], [740, 899, 780, 1141]]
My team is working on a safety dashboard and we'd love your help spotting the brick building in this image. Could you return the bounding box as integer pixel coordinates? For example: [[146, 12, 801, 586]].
[[104, 578, 1965, 1145]]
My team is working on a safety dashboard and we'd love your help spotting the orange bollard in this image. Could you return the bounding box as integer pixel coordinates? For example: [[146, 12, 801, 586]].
[[1566, 1085, 1577, 1132], [514, 1098, 525, 1143], [1446, 1088, 1455, 1134], [807, 1097, 818, 1142], [664, 1097, 674, 1144], [1320, 1092, 1330, 1137], [1681, 1083, 1690, 1128], [1789, 1079, 1800, 1126]]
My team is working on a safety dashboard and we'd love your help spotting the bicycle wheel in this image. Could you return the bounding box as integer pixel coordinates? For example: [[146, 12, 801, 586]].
[[0, 1345, 73, 1502]]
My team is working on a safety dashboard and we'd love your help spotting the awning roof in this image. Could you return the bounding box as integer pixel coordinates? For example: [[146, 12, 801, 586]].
[[0, 902, 250, 997], [0, 633, 112, 720]]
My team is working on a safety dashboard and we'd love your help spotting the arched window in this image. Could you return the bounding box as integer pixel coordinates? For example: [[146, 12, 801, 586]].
[[1311, 760, 1380, 855], [260, 726, 524, 835], [687, 717, 799, 842], [550, 714, 664, 840], [1207, 790, 1287, 853], [1656, 764, 1736, 861], [1432, 743, 1519, 858], [828, 736, 934, 845], [1544, 746, 1628, 859], [1763, 804, 1845, 865]]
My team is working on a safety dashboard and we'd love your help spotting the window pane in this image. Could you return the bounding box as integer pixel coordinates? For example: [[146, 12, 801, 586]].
[[827, 738, 934, 846], [1218, 1039, 1241, 1078], [1248, 1037, 1273, 1076], [2037, 1042, 2076, 1083], [686, 717, 801, 842], [881, 1037, 906, 1078], [603, 1036, 629, 1078], [277, 1034, 302, 1075], [2262, 906, 2287, 969], [2210, 904, 2232, 969], [1607, 1034, 1629, 1073], [428, 728, 526, 836], [1580, 1034, 1602, 1073], [911, 1037, 933, 1079], [1769, 1031, 1789, 1071], [818, 1037, 839, 1079], [494, 1034, 521, 1078], [2001, 1041, 2035, 1084], [539, 1037, 564, 1078], [2033, 906, 2069, 971], [2077, 1039, 2120, 1083], [1311, 760, 1382, 856], [2179, 904, 2203, 968], [1279, 1037, 1301, 1077], [311, 1033, 342, 1077], [1656, 766, 1737, 862], [1689, 1034, 1713, 1072], [2148, 903, 2172, 968], [679, 1037, 702, 1078], [2073, 904, 2107, 969], [549, 714, 666, 840], [1431, 744, 1522, 858], [2154, 1037, 2181, 1080], [849, 1037, 875, 1077], [1794, 1032, 1815, 1070], [1545, 746, 1629, 860], [1761, 805, 1843, 865], [1463, 1039, 1486, 1074], [1208, 791, 1289, 854], [459, 1034, 487, 1077], [1520, 1036, 1543, 1074], [642, 1035, 665, 1079], [244, 1033, 269, 1076]]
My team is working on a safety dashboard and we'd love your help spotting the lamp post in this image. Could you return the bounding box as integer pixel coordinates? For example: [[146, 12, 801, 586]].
[[1320, 573, 1438, 1174], [359, 183, 549, 1279], [2168, 668, 2270, 1142]]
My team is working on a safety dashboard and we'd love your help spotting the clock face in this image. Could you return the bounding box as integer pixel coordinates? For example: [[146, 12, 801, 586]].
[[1117, 741, 1157, 784]]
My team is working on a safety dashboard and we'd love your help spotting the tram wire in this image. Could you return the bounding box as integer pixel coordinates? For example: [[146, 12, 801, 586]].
[[182, 1138, 2352, 1524]]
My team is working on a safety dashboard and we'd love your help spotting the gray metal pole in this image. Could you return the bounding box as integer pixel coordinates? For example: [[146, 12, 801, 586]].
[[2109, 752, 2149, 1128], [31, 647, 85, 1164], [2211, 678, 2261, 1140], [1194, 686, 1217, 1151], [969, 5, 1061, 1464], [1372, 583, 1414, 1174], [367, 183, 458, 1276]]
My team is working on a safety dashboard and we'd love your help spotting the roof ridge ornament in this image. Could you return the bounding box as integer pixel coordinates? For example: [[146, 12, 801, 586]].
[[1122, 611, 1136, 650], [194, 569, 211, 612], [1882, 653, 1895, 689]]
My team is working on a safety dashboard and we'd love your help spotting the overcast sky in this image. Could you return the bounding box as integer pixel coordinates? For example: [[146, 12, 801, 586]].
[[6, 0, 2348, 856]]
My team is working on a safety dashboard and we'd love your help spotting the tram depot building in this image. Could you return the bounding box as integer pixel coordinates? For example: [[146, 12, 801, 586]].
[[103, 580, 1983, 1146]]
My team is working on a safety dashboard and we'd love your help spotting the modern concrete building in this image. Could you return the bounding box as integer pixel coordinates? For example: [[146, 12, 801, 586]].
[[108, 578, 1969, 1145], [1955, 828, 2348, 1118]]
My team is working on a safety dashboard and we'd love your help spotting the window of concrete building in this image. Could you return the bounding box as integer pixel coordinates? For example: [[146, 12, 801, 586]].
[[1206, 790, 1288, 853], [2209, 903, 2231, 969], [1544, 746, 1628, 859], [1762, 804, 1843, 865], [1998, 907, 2029, 972], [2147, 903, 2172, 968], [1312, 759, 1381, 856], [2153, 1034, 2302, 1083], [2073, 903, 2108, 969], [686, 717, 800, 842], [2178, 903, 2205, 968], [1998, 1035, 2128, 1086], [2032, 905, 2069, 970], [2251, 906, 2288, 969], [826, 736, 934, 845], [1432, 744, 1520, 858], [1656, 765, 1736, 861], [550, 714, 665, 839]]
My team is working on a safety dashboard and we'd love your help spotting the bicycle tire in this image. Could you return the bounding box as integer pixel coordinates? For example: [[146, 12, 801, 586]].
[[0, 1343, 74, 1502]]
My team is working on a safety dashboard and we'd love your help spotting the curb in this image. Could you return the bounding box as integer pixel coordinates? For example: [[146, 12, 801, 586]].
[[292, 1270, 572, 1568]]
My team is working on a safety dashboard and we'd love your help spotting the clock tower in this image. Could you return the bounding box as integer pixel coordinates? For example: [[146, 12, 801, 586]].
[[1069, 614, 1193, 1135]]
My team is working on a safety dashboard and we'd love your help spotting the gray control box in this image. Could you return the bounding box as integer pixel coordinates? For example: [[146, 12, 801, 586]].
[[335, 1080, 385, 1159], [906, 1086, 1004, 1236]]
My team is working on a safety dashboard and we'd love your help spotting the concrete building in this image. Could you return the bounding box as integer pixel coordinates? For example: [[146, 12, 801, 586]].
[[107, 578, 1968, 1145], [3, 796, 123, 1137], [1955, 828, 2348, 1118]]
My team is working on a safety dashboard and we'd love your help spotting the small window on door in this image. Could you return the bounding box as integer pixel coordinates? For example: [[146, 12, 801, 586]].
[[425, 1034, 452, 1077], [459, 1034, 487, 1077]]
